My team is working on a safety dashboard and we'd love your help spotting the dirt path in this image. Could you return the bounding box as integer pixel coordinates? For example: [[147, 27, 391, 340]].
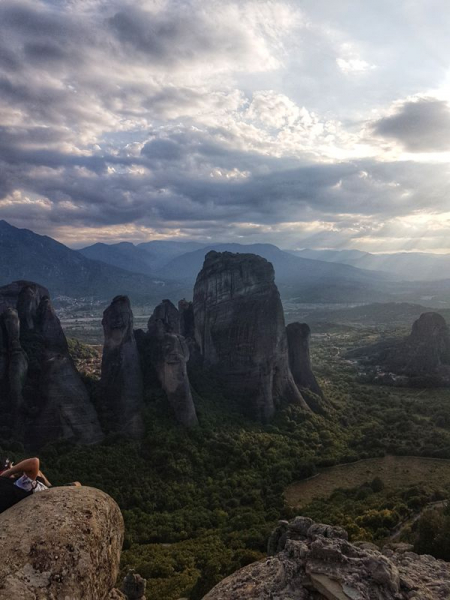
[[389, 500, 448, 541]]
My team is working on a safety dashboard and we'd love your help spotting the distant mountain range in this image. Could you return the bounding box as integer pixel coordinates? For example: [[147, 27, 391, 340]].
[[2, 220, 450, 307], [292, 248, 450, 281], [79, 240, 205, 275], [0, 220, 185, 303], [80, 240, 395, 303]]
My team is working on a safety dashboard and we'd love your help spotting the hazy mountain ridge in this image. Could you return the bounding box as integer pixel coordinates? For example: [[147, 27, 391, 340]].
[[46, 230, 400, 304], [0, 220, 184, 302], [4, 220, 450, 307], [80, 239, 207, 274], [151, 243, 401, 304], [292, 248, 450, 281]]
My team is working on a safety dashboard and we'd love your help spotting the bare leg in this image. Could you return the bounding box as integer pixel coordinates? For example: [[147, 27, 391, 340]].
[[38, 470, 52, 487]]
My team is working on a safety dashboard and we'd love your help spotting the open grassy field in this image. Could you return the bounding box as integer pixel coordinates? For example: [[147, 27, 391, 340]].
[[285, 455, 450, 508]]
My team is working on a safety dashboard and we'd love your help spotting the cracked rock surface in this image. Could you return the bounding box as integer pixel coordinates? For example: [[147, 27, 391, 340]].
[[0, 487, 123, 600], [203, 517, 450, 600]]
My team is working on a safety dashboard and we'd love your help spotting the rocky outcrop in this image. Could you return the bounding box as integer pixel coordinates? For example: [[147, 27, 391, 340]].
[[0, 280, 49, 315], [32, 296, 103, 448], [101, 295, 144, 437], [121, 571, 146, 599], [402, 312, 450, 375], [0, 281, 103, 448], [348, 312, 450, 387], [146, 299, 198, 427], [204, 516, 450, 599], [286, 322, 324, 413], [193, 251, 309, 420], [0, 282, 48, 413], [0, 486, 124, 600]]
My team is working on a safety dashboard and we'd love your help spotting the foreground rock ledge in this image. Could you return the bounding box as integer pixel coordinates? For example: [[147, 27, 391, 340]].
[[0, 486, 124, 600], [203, 516, 450, 600]]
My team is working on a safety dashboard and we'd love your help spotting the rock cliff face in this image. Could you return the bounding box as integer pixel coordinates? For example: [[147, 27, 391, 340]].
[[146, 299, 198, 427], [193, 251, 309, 420], [0, 281, 103, 448], [286, 322, 324, 413], [0, 486, 124, 600], [101, 295, 144, 437], [0, 280, 49, 314], [204, 516, 450, 599], [1, 308, 28, 421], [402, 312, 450, 375]]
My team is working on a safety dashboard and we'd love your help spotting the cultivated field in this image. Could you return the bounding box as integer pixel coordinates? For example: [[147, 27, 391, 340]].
[[285, 455, 450, 508]]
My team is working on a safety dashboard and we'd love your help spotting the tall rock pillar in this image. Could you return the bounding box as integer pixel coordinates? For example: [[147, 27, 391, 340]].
[[193, 251, 309, 420], [147, 300, 198, 427], [101, 295, 144, 437], [286, 322, 324, 413]]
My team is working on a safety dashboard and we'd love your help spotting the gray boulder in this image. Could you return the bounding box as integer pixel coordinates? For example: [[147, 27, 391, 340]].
[[101, 295, 144, 437], [193, 251, 309, 420], [121, 571, 146, 599], [0, 487, 124, 600]]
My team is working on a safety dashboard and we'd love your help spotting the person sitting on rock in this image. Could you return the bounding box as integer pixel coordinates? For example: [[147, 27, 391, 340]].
[[0, 457, 51, 492], [0, 457, 82, 514], [0, 457, 50, 514]]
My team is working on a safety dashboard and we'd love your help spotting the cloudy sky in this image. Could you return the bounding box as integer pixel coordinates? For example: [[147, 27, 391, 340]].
[[1, 0, 450, 252]]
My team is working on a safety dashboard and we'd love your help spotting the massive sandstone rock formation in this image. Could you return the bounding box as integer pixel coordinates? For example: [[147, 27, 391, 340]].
[[401, 312, 450, 376], [0, 281, 103, 447], [204, 516, 450, 599], [101, 295, 144, 437], [348, 311, 450, 387], [0, 487, 124, 600], [193, 251, 309, 420], [286, 322, 324, 413], [146, 299, 198, 427]]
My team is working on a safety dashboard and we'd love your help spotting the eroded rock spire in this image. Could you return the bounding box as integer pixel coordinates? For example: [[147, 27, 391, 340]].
[[101, 295, 144, 437], [147, 299, 198, 427], [193, 251, 309, 420]]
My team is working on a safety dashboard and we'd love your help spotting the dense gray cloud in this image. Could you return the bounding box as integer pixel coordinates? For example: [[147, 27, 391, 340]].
[[1, 0, 450, 251], [374, 98, 450, 152], [107, 4, 255, 67]]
